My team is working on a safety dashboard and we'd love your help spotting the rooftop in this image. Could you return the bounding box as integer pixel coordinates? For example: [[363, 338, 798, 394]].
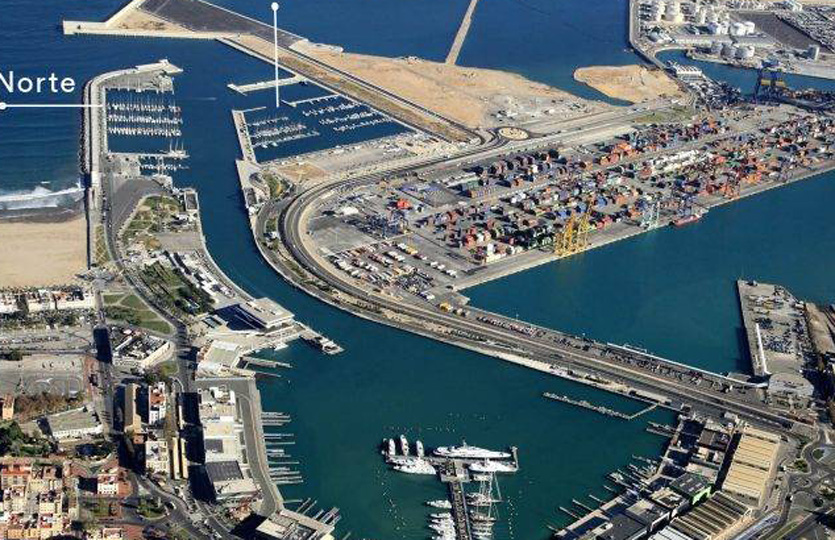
[[235, 297, 293, 329], [670, 473, 712, 499]]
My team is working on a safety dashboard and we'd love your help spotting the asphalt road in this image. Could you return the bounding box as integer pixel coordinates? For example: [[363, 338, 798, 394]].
[[273, 115, 805, 433]]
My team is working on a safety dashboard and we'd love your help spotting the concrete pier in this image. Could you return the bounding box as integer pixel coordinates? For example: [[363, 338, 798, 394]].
[[446, 0, 481, 65], [543, 392, 658, 420], [228, 75, 306, 95], [231, 109, 257, 164]]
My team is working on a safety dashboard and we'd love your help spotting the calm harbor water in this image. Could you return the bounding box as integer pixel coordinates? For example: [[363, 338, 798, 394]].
[[657, 49, 835, 94], [1, 1, 833, 538], [467, 174, 835, 375]]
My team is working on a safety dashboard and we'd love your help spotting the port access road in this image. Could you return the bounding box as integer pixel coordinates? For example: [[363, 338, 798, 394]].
[[266, 101, 833, 434], [276, 170, 800, 433]]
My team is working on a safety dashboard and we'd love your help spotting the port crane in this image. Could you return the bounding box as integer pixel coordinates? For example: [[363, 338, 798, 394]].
[[674, 191, 696, 218], [754, 69, 788, 101], [554, 198, 593, 257], [639, 196, 661, 229]]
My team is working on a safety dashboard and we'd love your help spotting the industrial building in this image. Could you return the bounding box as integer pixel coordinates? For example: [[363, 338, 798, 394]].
[[721, 427, 780, 504]]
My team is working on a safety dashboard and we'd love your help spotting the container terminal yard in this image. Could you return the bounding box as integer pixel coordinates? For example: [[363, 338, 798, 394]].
[[42, 0, 835, 539]]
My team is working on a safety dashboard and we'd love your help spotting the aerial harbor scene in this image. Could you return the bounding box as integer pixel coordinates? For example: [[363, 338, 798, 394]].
[[2, 0, 835, 539]]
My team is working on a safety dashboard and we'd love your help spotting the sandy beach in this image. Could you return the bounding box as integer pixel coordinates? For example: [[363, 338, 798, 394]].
[[0, 216, 87, 288], [574, 65, 685, 103]]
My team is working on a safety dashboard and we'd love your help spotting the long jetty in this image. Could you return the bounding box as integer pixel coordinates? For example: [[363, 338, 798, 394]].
[[544, 392, 657, 420], [228, 75, 306, 95], [446, 0, 481, 65]]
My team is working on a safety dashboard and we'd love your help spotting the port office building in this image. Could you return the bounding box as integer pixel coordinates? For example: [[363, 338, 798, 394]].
[[235, 298, 294, 330]]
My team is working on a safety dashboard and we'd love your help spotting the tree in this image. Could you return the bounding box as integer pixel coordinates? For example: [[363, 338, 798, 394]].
[[3, 349, 23, 362], [0, 421, 25, 455]]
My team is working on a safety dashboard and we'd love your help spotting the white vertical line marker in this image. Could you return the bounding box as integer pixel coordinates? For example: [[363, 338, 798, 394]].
[[0, 102, 103, 110], [272, 2, 280, 108]]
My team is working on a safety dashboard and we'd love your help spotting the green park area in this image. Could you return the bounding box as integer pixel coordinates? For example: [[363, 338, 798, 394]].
[[0, 421, 53, 457], [122, 196, 188, 250], [138, 261, 213, 318], [103, 292, 171, 334]]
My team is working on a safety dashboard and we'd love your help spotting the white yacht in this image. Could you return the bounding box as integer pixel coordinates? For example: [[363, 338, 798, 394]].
[[433, 441, 511, 460], [399, 434, 410, 456], [469, 460, 518, 473], [467, 492, 501, 506], [394, 459, 436, 475], [427, 500, 452, 509]]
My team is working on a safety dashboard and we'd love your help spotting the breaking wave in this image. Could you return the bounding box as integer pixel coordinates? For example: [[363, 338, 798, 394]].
[[0, 182, 84, 211]]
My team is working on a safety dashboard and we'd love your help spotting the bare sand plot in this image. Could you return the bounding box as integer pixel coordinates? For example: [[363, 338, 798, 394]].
[[574, 65, 685, 103], [117, 10, 190, 33], [297, 44, 604, 128], [0, 216, 87, 288], [272, 163, 327, 184], [101, 3, 602, 133]]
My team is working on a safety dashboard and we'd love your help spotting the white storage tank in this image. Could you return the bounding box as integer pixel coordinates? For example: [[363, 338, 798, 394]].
[[722, 43, 736, 58], [730, 22, 747, 36], [744, 21, 756, 34], [737, 46, 755, 59]]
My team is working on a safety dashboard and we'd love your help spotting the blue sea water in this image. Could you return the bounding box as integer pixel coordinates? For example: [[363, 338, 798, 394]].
[[1, 0, 833, 538], [467, 173, 835, 375], [657, 49, 835, 94]]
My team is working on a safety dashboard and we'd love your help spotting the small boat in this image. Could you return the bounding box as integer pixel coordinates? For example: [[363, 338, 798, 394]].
[[672, 211, 704, 227]]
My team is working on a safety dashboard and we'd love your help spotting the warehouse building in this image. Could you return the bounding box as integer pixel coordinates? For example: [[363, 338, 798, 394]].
[[721, 426, 780, 504], [666, 491, 751, 540]]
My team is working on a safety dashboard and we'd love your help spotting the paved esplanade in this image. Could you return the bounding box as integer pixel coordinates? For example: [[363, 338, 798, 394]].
[[141, 0, 303, 47]]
